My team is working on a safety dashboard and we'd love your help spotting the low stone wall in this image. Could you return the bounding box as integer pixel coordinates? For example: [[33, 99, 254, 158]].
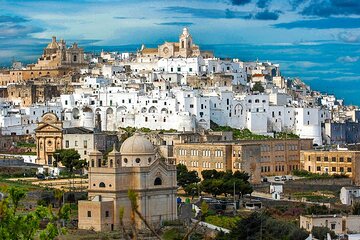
[[284, 178, 353, 194]]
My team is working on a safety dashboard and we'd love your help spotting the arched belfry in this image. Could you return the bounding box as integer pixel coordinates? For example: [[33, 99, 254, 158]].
[[179, 27, 193, 57]]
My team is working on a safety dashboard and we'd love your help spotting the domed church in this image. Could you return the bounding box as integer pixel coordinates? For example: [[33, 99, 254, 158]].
[[78, 133, 178, 232]]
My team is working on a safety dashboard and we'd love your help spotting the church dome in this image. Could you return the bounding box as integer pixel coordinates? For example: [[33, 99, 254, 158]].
[[120, 133, 155, 155], [46, 36, 59, 49]]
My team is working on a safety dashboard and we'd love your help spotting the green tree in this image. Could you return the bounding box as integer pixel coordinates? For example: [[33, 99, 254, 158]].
[[183, 183, 202, 199], [252, 82, 265, 93], [352, 201, 360, 215], [312, 226, 336, 240], [201, 179, 224, 197], [201, 169, 225, 180], [217, 212, 308, 240], [177, 164, 200, 189], [200, 170, 252, 198], [54, 149, 86, 174], [306, 205, 328, 215], [0, 187, 69, 240]]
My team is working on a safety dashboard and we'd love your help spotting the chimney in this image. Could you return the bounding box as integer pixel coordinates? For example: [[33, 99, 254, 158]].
[[52, 36, 56, 43]]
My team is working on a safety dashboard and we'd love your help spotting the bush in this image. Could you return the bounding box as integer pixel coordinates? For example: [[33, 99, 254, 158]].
[[312, 226, 336, 240], [292, 169, 348, 179], [205, 215, 241, 229]]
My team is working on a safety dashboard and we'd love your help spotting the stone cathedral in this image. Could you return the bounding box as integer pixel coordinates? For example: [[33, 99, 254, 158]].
[[78, 133, 178, 231], [138, 27, 214, 59]]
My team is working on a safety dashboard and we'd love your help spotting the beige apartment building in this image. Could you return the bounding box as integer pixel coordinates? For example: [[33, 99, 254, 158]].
[[300, 215, 360, 234], [174, 138, 313, 182], [300, 149, 360, 185]]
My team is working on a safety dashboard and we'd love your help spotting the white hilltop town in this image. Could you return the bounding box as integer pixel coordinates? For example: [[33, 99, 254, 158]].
[[2, 27, 360, 238], [3, 28, 358, 146]]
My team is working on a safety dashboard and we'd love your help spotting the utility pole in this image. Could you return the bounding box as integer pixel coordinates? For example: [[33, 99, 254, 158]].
[[233, 181, 236, 211]]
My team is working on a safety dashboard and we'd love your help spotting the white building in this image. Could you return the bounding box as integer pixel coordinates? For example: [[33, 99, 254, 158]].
[[340, 186, 360, 205]]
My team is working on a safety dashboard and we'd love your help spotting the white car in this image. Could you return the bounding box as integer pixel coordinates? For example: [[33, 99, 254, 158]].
[[274, 176, 281, 181]]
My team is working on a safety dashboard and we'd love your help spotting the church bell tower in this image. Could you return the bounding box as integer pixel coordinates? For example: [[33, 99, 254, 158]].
[[179, 27, 193, 57]]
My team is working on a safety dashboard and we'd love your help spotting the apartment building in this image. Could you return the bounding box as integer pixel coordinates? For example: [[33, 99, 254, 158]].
[[300, 149, 360, 185], [174, 138, 313, 183]]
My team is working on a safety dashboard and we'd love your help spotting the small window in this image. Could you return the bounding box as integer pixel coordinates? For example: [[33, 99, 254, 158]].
[[316, 166, 321, 171], [316, 157, 321, 162], [124, 158, 128, 163], [87, 211, 91, 217], [154, 177, 162, 185], [347, 158, 352, 162], [99, 182, 105, 188], [331, 223, 336, 230], [148, 157, 152, 163], [135, 158, 141, 163], [105, 211, 109, 217]]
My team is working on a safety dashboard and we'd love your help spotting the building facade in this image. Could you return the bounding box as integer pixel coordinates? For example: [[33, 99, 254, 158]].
[[300, 150, 360, 185], [35, 112, 63, 166], [78, 134, 177, 231], [138, 28, 213, 59], [174, 138, 313, 183], [300, 215, 360, 234]]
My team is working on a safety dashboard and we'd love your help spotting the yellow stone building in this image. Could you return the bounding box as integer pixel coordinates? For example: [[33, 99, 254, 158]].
[[174, 138, 313, 183], [138, 28, 214, 59], [34, 36, 86, 70], [35, 112, 63, 166], [78, 134, 178, 231], [0, 36, 86, 83], [300, 149, 360, 185]]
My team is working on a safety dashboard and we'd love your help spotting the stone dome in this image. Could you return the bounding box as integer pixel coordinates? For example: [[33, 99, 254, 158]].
[[47, 36, 59, 49], [120, 133, 155, 155]]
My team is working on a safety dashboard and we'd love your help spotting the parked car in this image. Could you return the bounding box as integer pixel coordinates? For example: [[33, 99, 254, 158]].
[[36, 174, 45, 180], [281, 176, 287, 181], [274, 176, 281, 181], [262, 177, 268, 182], [288, 176, 293, 180]]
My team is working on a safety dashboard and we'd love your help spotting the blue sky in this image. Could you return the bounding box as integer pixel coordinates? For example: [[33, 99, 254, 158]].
[[1, 0, 360, 104]]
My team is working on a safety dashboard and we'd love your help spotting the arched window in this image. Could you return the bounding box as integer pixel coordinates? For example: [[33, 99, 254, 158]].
[[154, 177, 162, 186], [73, 55, 77, 62], [91, 160, 95, 168], [110, 159, 113, 168], [135, 158, 141, 163], [181, 40, 184, 48], [99, 182, 105, 188], [124, 158, 128, 163], [148, 157, 152, 164], [97, 159, 101, 167]]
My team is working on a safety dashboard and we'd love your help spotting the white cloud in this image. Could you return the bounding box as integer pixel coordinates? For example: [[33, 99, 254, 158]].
[[337, 56, 359, 63]]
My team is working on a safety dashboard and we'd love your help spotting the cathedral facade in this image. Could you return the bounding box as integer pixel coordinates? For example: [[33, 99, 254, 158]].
[[138, 28, 214, 59], [78, 133, 178, 231], [34, 36, 86, 70]]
